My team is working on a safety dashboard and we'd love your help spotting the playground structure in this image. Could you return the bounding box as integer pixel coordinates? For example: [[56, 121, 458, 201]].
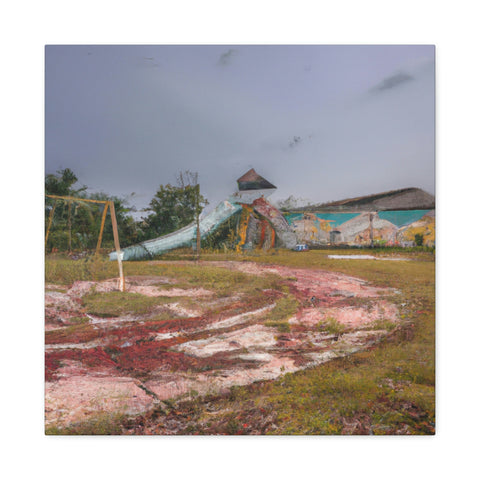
[[46, 195, 126, 291], [108, 168, 435, 262], [110, 169, 297, 261], [46, 169, 435, 269]]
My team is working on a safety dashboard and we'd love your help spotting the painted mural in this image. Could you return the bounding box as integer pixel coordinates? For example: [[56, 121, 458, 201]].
[[284, 210, 435, 247], [109, 166, 435, 259]]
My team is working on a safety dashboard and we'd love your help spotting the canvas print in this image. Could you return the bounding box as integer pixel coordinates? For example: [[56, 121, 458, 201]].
[[45, 45, 435, 435]]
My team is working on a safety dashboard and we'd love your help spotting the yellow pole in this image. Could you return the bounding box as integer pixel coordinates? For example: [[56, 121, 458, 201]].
[[67, 200, 72, 252], [45, 194, 109, 205], [196, 184, 201, 260], [45, 200, 57, 248], [96, 202, 109, 255], [109, 201, 125, 292]]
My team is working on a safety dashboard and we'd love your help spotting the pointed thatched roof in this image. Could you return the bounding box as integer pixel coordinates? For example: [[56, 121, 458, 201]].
[[237, 168, 277, 191]]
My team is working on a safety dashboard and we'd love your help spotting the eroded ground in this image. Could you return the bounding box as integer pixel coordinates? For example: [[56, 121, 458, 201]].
[[45, 261, 402, 430]]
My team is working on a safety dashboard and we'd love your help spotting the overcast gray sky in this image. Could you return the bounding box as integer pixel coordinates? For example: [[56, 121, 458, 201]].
[[45, 45, 434, 212]]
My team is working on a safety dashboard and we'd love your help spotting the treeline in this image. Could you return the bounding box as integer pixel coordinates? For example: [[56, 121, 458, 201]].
[[45, 168, 207, 253]]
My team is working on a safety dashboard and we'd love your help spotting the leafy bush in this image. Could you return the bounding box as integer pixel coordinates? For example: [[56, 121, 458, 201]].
[[414, 233, 424, 246]]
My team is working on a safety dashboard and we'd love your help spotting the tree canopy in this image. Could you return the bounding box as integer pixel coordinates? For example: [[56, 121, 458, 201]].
[[139, 171, 208, 241], [45, 169, 208, 252], [45, 168, 86, 197]]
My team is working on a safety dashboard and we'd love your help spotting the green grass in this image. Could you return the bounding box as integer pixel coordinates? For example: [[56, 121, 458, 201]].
[[45, 323, 98, 344], [262, 294, 299, 333], [82, 291, 175, 317], [156, 248, 435, 435], [45, 248, 435, 435], [45, 255, 118, 284], [45, 412, 126, 435], [370, 318, 397, 332], [66, 316, 90, 325], [264, 320, 291, 333], [318, 317, 346, 335], [45, 255, 285, 298], [267, 294, 299, 321]]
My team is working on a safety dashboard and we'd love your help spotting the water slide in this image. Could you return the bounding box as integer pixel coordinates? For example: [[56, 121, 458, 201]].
[[109, 200, 241, 261]]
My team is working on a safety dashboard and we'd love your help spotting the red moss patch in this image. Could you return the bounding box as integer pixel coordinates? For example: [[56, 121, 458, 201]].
[[143, 316, 207, 333], [114, 343, 196, 375], [113, 341, 256, 377], [46, 318, 197, 347], [45, 347, 118, 381]]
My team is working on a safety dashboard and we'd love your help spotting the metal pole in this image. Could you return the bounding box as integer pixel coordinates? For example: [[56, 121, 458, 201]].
[[109, 201, 125, 292]]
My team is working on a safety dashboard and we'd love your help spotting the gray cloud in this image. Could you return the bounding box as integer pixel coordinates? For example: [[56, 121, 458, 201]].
[[45, 45, 434, 212], [218, 48, 237, 66], [285, 133, 315, 150], [289, 136, 302, 148], [141, 56, 160, 68], [370, 72, 414, 93]]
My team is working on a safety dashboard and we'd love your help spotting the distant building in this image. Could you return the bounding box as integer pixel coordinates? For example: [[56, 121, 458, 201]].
[[284, 187, 435, 247], [307, 187, 435, 212]]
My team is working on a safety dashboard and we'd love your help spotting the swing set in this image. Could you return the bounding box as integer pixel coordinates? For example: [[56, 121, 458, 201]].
[[45, 194, 125, 291]]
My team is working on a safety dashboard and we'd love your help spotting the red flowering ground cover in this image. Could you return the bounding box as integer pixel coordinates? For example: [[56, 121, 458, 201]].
[[45, 260, 402, 431]]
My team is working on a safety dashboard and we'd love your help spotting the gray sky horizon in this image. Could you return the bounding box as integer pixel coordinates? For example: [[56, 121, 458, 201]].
[[45, 45, 435, 215]]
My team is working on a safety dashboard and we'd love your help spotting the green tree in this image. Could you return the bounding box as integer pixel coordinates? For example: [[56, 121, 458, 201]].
[[45, 168, 87, 251], [139, 171, 208, 241], [45, 168, 86, 196]]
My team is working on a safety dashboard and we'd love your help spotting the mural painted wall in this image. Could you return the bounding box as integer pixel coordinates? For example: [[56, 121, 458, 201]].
[[284, 210, 435, 247]]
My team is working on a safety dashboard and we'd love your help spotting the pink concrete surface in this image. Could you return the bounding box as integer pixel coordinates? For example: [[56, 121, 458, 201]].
[[45, 374, 154, 427], [45, 262, 401, 428]]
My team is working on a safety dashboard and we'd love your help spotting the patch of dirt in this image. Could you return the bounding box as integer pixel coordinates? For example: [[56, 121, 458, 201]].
[[207, 304, 276, 330], [163, 302, 202, 318], [174, 325, 277, 357], [293, 301, 398, 329], [45, 375, 154, 427], [67, 279, 213, 298], [45, 265, 402, 429]]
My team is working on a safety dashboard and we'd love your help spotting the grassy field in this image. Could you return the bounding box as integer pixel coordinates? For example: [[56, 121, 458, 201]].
[[45, 248, 435, 435]]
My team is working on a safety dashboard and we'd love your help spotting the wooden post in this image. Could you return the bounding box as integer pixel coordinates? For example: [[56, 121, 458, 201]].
[[46, 194, 111, 205], [369, 212, 374, 248], [196, 184, 201, 260], [96, 202, 109, 255], [303, 213, 306, 243], [109, 201, 125, 292], [68, 200, 72, 253], [45, 200, 57, 248]]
